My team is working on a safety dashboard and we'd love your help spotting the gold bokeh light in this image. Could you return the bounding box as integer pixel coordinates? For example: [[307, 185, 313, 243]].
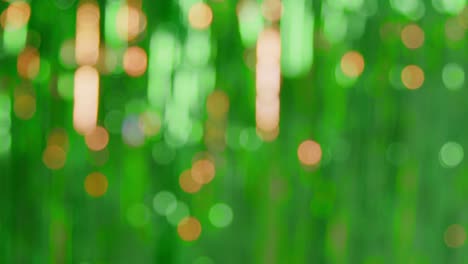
[[177, 217, 202, 241], [340, 51, 365, 78], [123, 46, 147, 77], [188, 2, 213, 30], [401, 65, 424, 90], [401, 24, 424, 49], [85, 126, 109, 151], [191, 159, 215, 184], [179, 170, 202, 194], [43, 145, 66, 170], [84, 172, 108, 197], [298, 140, 322, 166]]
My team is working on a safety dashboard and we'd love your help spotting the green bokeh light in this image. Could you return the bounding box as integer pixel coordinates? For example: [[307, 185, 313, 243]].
[[209, 203, 233, 228]]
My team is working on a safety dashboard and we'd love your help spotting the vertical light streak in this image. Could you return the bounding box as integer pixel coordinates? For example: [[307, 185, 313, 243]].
[[237, 0, 264, 47], [73, 66, 99, 135], [116, 2, 146, 42], [0, 92, 11, 156], [148, 30, 179, 109], [281, 0, 314, 77], [75, 2, 100, 66], [256, 28, 281, 140], [2, 1, 30, 54], [105, 1, 124, 48]]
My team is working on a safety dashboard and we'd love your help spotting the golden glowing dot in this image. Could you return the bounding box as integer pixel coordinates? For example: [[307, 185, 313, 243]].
[[261, 0, 282, 22], [188, 2, 213, 30], [2, 1, 31, 29], [401, 65, 424, 90], [116, 5, 147, 41], [14, 94, 36, 120], [177, 217, 202, 241], [445, 224, 466, 248], [47, 128, 69, 151], [85, 126, 109, 151], [17, 47, 40, 80], [123, 46, 147, 77], [138, 111, 161, 137], [401, 24, 424, 49], [298, 140, 322, 166], [179, 170, 202, 193], [340, 51, 365, 78], [206, 90, 229, 120], [191, 159, 215, 184], [43, 145, 66, 170], [84, 172, 108, 197]]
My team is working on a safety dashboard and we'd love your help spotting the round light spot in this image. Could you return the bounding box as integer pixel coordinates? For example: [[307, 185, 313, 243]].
[[17, 47, 40, 80], [122, 115, 145, 147], [127, 204, 150, 227], [298, 140, 322, 166], [445, 17, 465, 41], [166, 201, 189, 226], [179, 169, 202, 194], [84, 172, 108, 197], [206, 90, 229, 120], [188, 2, 213, 30], [442, 63, 464, 90], [97, 46, 119, 74], [14, 94, 36, 120], [153, 191, 177, 216], [191, 159, 215, 184], [209, 203, 233, 228], [43, 145, 66, 170], [177, 217, 202, 241], [401, 65, 424, 90], [47, 128, 69, 151], [59, 39, 76, 68], [445, 224, 466, 248], [239, 127, 262, 151], [123, 46, 147, 77], [401, 24, 424, 49], [138, 111, 161, 137], [440, 142, 464, 168], [340, 51, 365, 78], [85, 126, 109, 151], [57, 73, 74, 100]]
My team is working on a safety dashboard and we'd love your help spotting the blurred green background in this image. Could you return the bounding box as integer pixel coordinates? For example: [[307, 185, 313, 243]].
[[1, 0, 468, 263]]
